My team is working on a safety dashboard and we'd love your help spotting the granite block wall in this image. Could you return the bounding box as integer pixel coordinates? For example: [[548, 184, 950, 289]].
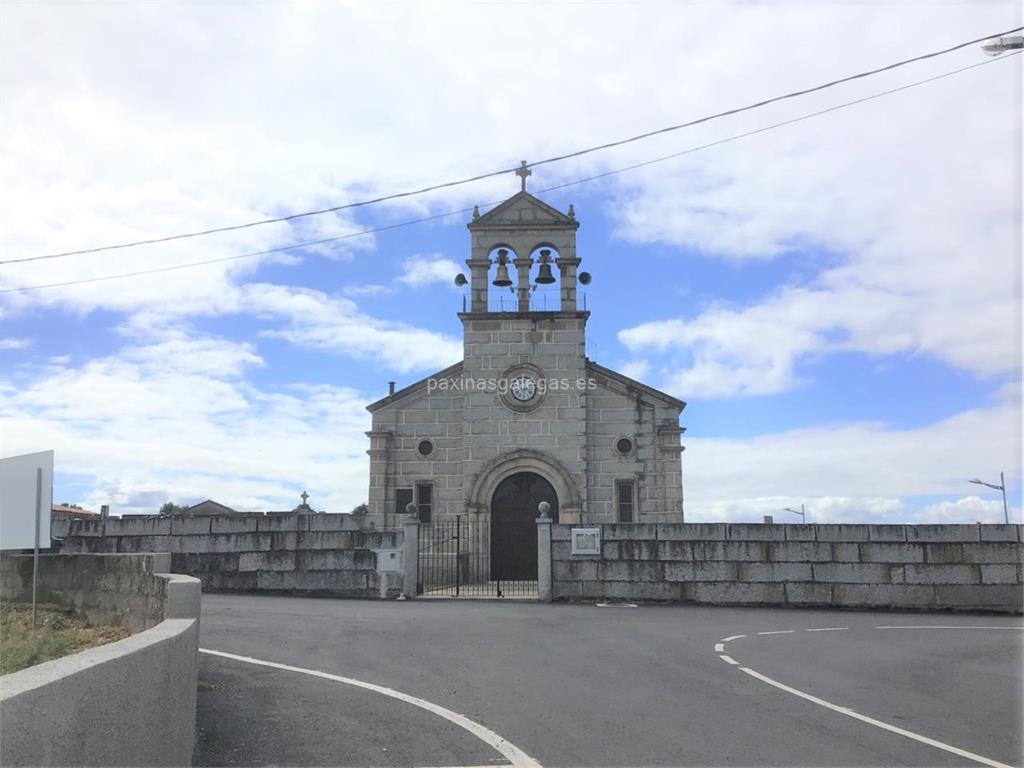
[[0, 552, 171, 633], [550, 523, 1023, 612], [60, 513, 404, 599]]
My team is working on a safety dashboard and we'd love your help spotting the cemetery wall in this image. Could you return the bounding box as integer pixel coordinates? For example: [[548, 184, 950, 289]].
[[549, 523, 1024, 612], [60, 513, 404, 598]]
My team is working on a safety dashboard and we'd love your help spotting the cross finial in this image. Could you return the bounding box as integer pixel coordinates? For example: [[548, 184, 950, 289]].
[[515, 160, 531, 192], [300, 490, 309, 505]]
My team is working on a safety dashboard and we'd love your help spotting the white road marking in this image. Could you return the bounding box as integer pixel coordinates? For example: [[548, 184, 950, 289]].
[[201, 648, 539, 768], [875, 625, 1023, 630], [736, 665, 1013, 768], [805, 627, 848, 632], [756, 630, 795, 635], [721, 634, 746, 642], [718, 654, 740, 665], [714, 643, 725, 652]]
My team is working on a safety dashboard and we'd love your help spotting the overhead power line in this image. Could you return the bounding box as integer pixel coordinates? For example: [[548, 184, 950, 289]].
[[1, 52, 1016, 297], [8, 24, 1022, 266]]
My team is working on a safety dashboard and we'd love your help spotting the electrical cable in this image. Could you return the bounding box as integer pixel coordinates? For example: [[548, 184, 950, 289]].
[[1, 51, 1017, 296], [8, 24, 1021, 265]]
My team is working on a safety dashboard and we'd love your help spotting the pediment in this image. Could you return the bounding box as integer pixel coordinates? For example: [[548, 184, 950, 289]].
[[469, 192, 578, 230]]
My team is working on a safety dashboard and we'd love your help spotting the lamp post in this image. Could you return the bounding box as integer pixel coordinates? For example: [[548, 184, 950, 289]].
[[968, 473, 1009, 524], [783, 504, 806, 524], [981, 36, 1023, 56]]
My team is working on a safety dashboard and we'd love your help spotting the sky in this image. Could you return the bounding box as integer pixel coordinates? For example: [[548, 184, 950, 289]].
[[0, 1, 1020, 524]]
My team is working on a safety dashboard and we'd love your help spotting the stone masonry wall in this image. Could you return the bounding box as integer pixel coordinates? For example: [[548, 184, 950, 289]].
[[60, 513, 403, 598], [0, 552, 171, 633], [551, 523, 1023, 612], [460, 314, 588, 521], [584, 365, 684, 524]]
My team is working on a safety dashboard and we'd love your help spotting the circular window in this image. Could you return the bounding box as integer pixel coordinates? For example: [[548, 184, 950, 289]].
[[417, 440, 434, 457], [615, 437, 634, 455]]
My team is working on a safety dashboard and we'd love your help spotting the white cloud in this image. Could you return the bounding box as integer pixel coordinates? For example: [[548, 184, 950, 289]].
[[0, 334, 372, 515], [396, 255, 462, 288], [242, 283, 462, 373], [2, 4, 1018, 397], [113, 281, 462, 374], [612, 22, 1021, 398], [621, 271, 1020, 398], [683, 392, 1021, 523], [618, 359, 651, 382], [0, 338, 31, 350], [914, 496, 1008, 525], [342, 284, 395, 298]]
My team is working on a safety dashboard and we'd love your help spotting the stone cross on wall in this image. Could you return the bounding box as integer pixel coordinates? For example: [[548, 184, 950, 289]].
[[515, 160, 531, 192], [300, 490, 309, 505]]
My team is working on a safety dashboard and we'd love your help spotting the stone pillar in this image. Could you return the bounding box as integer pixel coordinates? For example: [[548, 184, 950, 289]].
[[402, 511, 420, 599], [536, 506, 553, 603], [557, 256, 581, 312], [467, 257, 491, 313], [514, 255, 533, 312]]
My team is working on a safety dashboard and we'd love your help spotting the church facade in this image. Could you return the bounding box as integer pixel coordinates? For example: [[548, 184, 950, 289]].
[[365, 185, 685, 532]]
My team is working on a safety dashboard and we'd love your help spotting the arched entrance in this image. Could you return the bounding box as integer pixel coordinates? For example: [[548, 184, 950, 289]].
[[490, 471, 559, 581]]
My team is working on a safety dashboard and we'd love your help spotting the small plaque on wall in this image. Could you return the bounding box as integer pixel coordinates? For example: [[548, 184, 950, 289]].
[[571, 527, 601, 556]]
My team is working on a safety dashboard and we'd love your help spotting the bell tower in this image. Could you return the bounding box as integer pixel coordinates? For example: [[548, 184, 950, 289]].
[[365, 166, 684, 532], [464, 163, 583, 315], [456, 169, 590, 523]]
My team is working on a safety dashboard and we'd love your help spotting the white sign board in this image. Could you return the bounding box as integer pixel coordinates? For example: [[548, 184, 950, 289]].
[[570, 527, 601, 556], [374, 549, 402, 573], [0, 451, 54, 550]]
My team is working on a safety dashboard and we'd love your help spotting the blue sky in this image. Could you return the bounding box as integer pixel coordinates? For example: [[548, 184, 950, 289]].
[[0, 2, 1020, 523]]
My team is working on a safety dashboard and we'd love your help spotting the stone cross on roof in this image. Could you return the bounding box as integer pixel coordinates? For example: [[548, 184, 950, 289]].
[[300, 490, 309, 505], [515, 160, 531, 192]]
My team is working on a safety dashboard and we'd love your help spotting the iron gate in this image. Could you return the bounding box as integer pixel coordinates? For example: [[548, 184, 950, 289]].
[[417, 515, 537, 597]]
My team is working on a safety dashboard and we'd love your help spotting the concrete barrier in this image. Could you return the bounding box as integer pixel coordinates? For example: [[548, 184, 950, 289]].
[[549, 523, 1023, 613], [0, 555, 200, 767]]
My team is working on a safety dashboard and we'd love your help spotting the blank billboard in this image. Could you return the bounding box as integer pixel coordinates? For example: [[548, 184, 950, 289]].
[[0, 450, 54, 550]]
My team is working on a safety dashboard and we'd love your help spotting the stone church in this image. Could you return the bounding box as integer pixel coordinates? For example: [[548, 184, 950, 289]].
[[365, 180, 685, 535]]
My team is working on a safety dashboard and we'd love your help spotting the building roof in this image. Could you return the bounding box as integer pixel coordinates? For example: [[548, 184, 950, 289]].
[[586, 360, 686, 410], [180, 499, 238, 516], [366, 360, 464, 413], [51, 504, 99, 516], [366, 359, 684, 412], [467, 191, 579, 231]]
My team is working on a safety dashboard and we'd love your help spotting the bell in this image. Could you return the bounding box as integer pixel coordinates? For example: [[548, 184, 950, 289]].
[[535, 248, 556, 284], [493, 263, 513, 287], [492, 248, 513, 287]]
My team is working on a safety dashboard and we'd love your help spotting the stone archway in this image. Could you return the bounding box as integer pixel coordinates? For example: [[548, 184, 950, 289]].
[[467, 448, 582, 521]]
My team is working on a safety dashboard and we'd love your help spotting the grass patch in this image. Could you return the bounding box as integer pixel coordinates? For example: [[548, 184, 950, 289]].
[[0, 604, 129, 675]]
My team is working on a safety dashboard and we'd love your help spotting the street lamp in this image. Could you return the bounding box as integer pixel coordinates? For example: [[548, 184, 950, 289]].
[[968, 473, 1009, 524], [783, 504, 806, 524], [981, 36, 1024, 56]]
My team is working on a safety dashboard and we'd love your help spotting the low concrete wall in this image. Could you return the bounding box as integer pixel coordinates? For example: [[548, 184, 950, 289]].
[[62, 513, 403, 598], [0, 554, 201, 766], [549, 523, 1024, 612]]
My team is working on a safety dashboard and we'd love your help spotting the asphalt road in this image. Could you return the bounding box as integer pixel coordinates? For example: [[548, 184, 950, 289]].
[[195, 595, 1023, 767]]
